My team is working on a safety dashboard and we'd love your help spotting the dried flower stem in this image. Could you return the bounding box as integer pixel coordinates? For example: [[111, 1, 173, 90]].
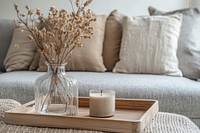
[[14, 0, 96, 64]]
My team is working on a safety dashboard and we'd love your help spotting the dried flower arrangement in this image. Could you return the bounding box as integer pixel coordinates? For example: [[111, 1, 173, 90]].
[[14, 0, 96, 115], [14, 0, 96, 65]]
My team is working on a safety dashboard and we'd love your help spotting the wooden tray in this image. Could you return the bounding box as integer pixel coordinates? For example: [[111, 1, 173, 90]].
[[5, 97, 159, 133]]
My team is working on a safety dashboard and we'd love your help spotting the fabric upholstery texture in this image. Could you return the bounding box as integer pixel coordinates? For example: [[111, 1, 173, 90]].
[[0, 19, 14, 71], [113, 15, 183, 76], [0, 100, 199, 132], [0, 71, 200, 121], [37, 15, 107, 72], [103, 10, 123, 71], [142, 112, 200, 133], [149, 7, 200, 80], [3, 28, 36, 72]]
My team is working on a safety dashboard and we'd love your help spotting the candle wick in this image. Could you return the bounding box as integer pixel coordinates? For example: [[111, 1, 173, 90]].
[[101, 90, 103, 96]]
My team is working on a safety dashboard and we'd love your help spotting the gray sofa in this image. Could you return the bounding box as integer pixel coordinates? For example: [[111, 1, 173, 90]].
[[0, 19, 200, 128]]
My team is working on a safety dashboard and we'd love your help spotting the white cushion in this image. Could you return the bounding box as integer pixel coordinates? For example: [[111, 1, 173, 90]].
[[113, 15, 183, 76]]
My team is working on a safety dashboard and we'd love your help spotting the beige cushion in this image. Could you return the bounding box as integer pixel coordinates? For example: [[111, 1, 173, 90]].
[[29, 49, 40, 71], [38, 15, 107, 72], [113, 15, 183, 76], [103, 10, 124, 71], [3, 28, 36, 72]]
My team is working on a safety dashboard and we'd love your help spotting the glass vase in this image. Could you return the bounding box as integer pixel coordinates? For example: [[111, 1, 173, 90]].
[[35, 62, 78, 116]]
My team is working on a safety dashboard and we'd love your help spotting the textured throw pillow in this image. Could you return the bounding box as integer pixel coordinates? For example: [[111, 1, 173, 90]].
[[149, 7, 200, 79], [103, 10, 124, 71], [37, 15, 107, 72], [113, 15, 183, 76], [3, 28, 36, 72]]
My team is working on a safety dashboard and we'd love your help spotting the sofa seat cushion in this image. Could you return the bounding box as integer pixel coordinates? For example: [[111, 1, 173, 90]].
[[0, 71, 200, 119], [0, 71, 41, 104]]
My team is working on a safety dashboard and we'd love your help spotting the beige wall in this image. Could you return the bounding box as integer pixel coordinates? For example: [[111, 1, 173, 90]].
[[0, 0, 190, 19]]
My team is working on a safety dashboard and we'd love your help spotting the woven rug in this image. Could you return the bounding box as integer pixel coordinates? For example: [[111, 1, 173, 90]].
[[0, 99, 200, 133]]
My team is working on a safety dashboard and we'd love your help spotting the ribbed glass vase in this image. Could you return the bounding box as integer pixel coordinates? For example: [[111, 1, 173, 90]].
[[35, 62, 78, 116]]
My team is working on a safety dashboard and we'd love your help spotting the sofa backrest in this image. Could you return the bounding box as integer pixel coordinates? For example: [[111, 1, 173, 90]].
[[0, 19, 14, 71]]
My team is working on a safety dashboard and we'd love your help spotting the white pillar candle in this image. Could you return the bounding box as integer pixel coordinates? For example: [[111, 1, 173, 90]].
[[89, 90, 115, 117]]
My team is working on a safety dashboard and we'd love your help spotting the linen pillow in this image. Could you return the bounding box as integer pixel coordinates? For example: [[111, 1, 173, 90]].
[[3, 28, 36, 72], [37, 15, 107, 72], [149, 7, 200, 79], [113, 15, 183, 76], [103, 10, 124, 71]]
